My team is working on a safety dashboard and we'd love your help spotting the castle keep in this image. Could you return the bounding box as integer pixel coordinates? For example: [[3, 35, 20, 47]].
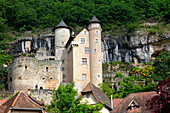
[[7, 16, 103, 93]]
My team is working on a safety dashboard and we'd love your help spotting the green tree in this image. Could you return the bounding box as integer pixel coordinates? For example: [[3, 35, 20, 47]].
[[47, 83, 103, 113], [153, 51, 170, 81]]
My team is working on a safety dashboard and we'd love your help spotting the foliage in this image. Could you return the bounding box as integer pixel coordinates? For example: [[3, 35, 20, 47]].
[[153, 51, 170, 81], [47, 83, 103, 113], [130, 65, 155, 79], [115, 72, 123, 78], [149, 28, 157, 35], [0, 0, 169, 35], [146, 77, 170, 112], [100, 75, 157, 99]]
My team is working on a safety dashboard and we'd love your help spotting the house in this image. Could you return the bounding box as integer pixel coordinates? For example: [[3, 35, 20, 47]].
[[0, 91, 46, 113], [111, 91, 157, 113], [80, 83, 112, 113]]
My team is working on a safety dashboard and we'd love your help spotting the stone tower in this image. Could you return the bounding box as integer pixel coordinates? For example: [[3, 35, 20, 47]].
[[88, 16, 103, 86], [52, 20, 71, 81]]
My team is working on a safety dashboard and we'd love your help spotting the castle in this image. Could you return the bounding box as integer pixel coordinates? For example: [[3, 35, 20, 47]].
[[7, 16, 103, 93]]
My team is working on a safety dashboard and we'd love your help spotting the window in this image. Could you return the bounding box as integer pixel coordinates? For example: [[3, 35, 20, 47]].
[[82, 74, 86, 80], [42, 78, 45, 80], [80, 38, 85, 44], [50, 77, 53, 80], [87, 95, 90, 98], [84, 47, 89, 54], [62, 60, 64, 63], [84, 31, 86, 35], [62, 42, 64, 45], [96, 31, 98, 34], [94, 49, 96, 52], [25, 65, 27, 69], [35, 85, 38, 89], [62, 50, 64, 53], [63, 75, 65, 79], [46, 67, 48, 72], [62, 67, 64, 71], [98, 75, 100, 79], [82, 58, 87, 65], [98, 60, 101, 64], [95, 39, 98, 43]]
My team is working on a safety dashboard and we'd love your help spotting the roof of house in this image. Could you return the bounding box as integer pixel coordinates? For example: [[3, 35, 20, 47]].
[[0, 99, 8, 106], [111, 91, 157, 113], [52, 20, 72, 32], [81, 83, 112, 110], [0, 91, 45, 113], [112, 99, 124, 108]]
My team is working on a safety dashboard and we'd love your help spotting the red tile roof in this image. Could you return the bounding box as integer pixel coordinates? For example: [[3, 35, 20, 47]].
[[112, 99, 124, 108], [0, 91, 46, 113], [111, 91, 157, 113], [0, 99, 8, 106]]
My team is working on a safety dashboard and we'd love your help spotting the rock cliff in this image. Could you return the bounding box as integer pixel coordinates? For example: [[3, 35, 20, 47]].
[[102, 31, 170, 63], [8, 31, 170, 63]]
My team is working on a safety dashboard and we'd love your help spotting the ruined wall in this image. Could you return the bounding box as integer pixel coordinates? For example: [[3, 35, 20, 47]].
[[7, 57, 60, 92]]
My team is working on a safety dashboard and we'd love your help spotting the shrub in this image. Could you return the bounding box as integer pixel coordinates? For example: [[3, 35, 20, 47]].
[[149, 28, 157, 35], [115, 72, 124, 78]]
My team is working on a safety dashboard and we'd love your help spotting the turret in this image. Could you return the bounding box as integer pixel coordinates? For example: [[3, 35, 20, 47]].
[[88, 16, 102, 86], [52, 20, 71, 58], [52, 20, 71, 82]]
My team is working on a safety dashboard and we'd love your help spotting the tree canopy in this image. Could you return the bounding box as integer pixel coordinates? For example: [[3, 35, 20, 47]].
[[47, 83, 104, 113], [0, 0, 169, 32]]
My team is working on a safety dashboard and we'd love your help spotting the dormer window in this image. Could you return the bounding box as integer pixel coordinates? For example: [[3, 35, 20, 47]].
[[127, 100, 139, 112]]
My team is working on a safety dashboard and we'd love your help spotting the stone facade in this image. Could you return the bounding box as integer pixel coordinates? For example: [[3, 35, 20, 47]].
[[7, 16, 103, 94], [7, 57, 61, 92]]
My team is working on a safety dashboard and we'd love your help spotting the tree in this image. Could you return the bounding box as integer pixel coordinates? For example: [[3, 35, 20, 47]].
[[153, 51, 170, 81], [146, 77, 170, 112], [47, 83, 103, 113]]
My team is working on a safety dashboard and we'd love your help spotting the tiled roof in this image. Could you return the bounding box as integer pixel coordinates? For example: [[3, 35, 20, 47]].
[[111, 91, 157, 113], [52, 20, 71, 32], [81, 83, 112, 110], [112, 99, 124, 108], [89, 16, 100, 23], [0, 91, 45, 113], [57, 20, 68, 27], [0, 99, 8, 106]]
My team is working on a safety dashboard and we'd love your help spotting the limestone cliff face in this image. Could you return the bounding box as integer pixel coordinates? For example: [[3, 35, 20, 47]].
[[9, 32, 170, 63], [102, 31, 170, 63]]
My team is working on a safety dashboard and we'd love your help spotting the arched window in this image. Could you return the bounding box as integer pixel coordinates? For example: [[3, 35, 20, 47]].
[[40, 87, 43, 89], [35, 85, 38, 89]]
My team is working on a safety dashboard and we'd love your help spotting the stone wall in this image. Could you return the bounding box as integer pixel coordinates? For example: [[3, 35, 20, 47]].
[[7, 57, 61, 92]]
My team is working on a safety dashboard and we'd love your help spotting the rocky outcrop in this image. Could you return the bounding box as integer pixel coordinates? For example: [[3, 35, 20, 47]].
[[8, 31, 170, 63], [102, 31, 170, 63]]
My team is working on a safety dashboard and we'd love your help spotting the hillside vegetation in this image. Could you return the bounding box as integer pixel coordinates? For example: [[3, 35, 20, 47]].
[[0, 0, 169, 91]]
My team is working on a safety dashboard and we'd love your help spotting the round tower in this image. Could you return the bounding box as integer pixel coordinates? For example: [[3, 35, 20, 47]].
[[88, 16, 103, 86], [52, 20, 71, 59], [52, 20, 71, 82]]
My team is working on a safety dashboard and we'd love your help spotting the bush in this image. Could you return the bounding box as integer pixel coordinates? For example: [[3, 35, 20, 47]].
[[115, 72, 124, 78], [149, 28, 157, 35]]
